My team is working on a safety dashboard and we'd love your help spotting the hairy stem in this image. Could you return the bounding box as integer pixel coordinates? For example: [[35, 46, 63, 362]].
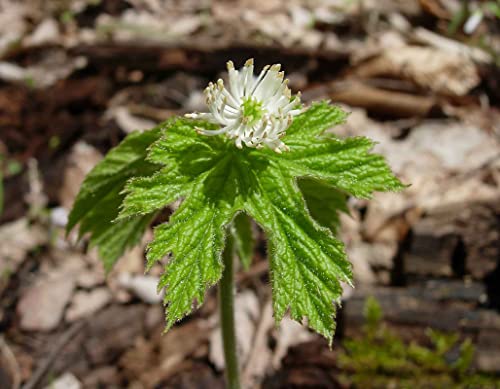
[[219, 233, 241, 389]]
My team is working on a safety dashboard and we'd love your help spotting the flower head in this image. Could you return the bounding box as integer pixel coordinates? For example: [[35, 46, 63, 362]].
[[186, 59, 302, 153]]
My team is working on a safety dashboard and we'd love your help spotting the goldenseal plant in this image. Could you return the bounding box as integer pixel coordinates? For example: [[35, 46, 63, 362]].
[[68, 59, 404, 389]]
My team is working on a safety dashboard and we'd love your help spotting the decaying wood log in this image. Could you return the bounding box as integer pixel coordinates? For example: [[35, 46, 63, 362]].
[[405, 200, 500, 280], [342, 281, 490, 334]]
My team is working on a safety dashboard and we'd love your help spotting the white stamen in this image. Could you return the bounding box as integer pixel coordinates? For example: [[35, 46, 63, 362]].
[[185, 59, 302, 152]]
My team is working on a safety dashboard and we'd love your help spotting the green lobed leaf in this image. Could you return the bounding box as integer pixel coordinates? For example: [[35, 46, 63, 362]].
[[298, 177, 349, 234], [78, 102, 403, 340], [278, 136, 404, 198], [147, 184, 231, 328], [280, 102, 404, 198], [78, 186, 155, 271], [67, 127, 163, 270], [242, 159, 352, 342], [136, 121, 243, 327], [284, 101, 348, 141], [117, 167, 192, 219]]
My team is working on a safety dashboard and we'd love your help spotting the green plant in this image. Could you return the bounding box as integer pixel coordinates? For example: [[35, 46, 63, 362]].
[[339, 297, 499, 388], [68, 59, 403, 388]]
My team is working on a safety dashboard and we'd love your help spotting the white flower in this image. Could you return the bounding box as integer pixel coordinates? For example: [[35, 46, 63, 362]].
[[186, 59, 302, 153]]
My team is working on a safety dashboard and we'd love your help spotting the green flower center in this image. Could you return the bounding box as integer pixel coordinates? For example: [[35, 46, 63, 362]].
[[241, 97, 265, 125]]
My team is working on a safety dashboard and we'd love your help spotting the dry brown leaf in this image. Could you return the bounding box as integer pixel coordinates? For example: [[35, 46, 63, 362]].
[[0, 218, 47, 291], [355, 46, 480, 96], [15, 249, 94, 331], [17, 276, 76, 331], [117, 273, 163, 304], [60, 142, 102, 210], [0, 1, 29, 57], [65, 288, 112, 322]]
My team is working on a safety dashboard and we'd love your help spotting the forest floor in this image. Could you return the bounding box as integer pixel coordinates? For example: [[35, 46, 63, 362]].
[[0, 0, 499, 388]]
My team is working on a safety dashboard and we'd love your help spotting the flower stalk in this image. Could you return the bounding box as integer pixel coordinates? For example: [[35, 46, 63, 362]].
[[219, 232, 241, 389]]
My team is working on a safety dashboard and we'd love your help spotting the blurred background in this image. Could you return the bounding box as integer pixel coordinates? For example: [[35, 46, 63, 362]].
[[0, 0, 499, 388]]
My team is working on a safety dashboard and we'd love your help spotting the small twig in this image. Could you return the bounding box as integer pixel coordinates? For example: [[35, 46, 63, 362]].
[[328, 81, 436, 118], [22, 321, 85, 389]]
